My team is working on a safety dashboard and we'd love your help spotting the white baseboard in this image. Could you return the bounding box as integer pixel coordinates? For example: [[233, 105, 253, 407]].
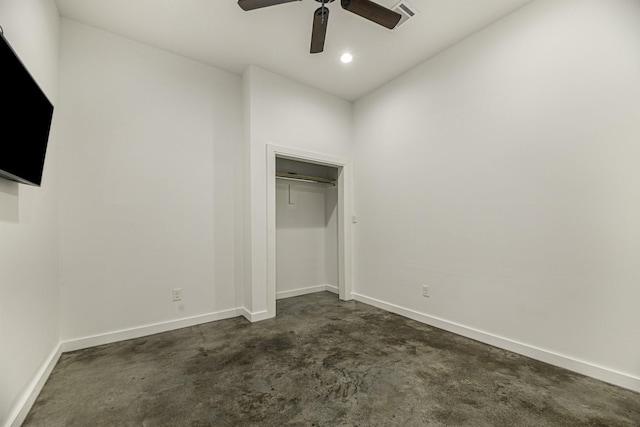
[[325, 284, 339, 294], [276, 284, 338, 300], [240, 308, 271, 322], [61, 308, 242, 352], [352, 292, 640, 393], [6, 343, 62, 427]]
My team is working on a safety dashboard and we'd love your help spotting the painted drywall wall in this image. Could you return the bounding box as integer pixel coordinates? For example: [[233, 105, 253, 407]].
[[276, 182, 327, 296], [243, 66, 352, 318], [276, 181, 337, 297], [57, 20, 243, 341], [353, 0, 640, 387], [0, 1, 60, 424]]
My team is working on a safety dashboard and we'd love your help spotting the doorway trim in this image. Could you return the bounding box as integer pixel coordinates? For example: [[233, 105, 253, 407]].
[[266, 144, 352, 318]]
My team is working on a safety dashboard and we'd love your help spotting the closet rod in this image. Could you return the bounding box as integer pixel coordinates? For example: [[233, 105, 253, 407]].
[[276, 172, 336, 186]]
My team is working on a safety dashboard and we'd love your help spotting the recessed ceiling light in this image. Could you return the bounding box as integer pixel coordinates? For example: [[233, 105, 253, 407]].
[[340, 53, 353, 64]]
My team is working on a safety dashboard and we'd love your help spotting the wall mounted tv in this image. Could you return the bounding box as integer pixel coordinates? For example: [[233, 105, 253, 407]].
[[0, 31, 54, 187]]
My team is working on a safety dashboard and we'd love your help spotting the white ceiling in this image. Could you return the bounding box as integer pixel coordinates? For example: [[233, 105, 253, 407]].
[[56, 0, 533, 101]]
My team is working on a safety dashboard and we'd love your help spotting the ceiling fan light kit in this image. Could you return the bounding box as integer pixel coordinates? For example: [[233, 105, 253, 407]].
[[237, 0, 401, 53]]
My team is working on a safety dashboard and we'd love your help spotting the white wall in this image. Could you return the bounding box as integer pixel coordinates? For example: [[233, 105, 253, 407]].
[[276, 182, 328, 296], [57, 20, 243, 342], [243, 66, 352, 318], [353, 0, 640, 389], [276, 180, 338, 297], [0, 1, 60, 424]]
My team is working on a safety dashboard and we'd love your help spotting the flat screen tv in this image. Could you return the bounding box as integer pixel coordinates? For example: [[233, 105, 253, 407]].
[[0, 32, 54, 187]]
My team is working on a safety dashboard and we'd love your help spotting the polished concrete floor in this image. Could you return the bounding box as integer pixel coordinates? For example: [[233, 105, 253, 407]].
[[25, 292, 639, 426]]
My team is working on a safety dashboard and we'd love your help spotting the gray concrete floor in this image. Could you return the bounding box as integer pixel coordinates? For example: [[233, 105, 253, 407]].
[[25, 292, 639, 426]]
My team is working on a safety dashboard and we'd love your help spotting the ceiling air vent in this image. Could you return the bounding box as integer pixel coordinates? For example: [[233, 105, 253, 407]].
[[392, 1, 418, 29]]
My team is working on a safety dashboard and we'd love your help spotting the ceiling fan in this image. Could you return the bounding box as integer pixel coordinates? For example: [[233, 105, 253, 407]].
[[237, 0, 401, 54]]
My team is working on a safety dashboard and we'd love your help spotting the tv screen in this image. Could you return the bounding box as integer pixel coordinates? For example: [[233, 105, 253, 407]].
[[0, 32, 54, 187]]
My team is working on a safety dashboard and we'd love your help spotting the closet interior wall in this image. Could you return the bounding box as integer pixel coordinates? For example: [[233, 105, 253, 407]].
[[275, 158, 339, 299]]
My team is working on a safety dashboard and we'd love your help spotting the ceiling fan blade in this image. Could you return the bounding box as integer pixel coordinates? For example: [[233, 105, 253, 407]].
[[310, 7, 330, 54], [238, 0, 301, 11], [340, 0, 401, 29]]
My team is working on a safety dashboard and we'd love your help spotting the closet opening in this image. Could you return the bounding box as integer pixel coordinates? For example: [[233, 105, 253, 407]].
[[266, 144, 352, 318], [275, 158, 339, 300]]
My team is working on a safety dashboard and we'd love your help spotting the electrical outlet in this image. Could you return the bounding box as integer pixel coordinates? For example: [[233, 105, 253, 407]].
[[422, 285, 430, 298], [172, 288, 182, 302]]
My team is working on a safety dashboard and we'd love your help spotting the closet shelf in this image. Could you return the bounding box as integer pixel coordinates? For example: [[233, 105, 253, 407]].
[[276, 172, 336, 185]]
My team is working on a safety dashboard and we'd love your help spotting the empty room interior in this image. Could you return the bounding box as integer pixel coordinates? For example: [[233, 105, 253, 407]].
[[1, 0, 640, 425]]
